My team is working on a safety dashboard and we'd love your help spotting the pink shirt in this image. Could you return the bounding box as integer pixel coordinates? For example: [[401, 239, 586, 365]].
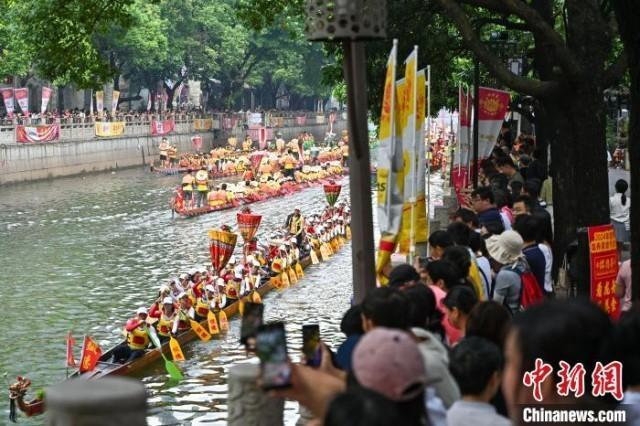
[[429, 284, 463, 345], [617, 260, 632, 312]]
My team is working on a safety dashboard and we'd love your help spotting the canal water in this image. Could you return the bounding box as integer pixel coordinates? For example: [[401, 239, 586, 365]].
[[0, 167, 354, 425]]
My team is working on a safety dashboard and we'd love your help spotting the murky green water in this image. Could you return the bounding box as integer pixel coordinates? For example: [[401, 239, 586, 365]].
[[0, 168, 354, 425]]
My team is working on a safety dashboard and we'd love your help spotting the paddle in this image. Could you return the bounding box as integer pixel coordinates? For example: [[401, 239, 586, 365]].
[[147, 327, 183, 381], [189, 319, 211, 342], [207, 311, 220, 335], [169, 337, 186, 362], [310, 250, 320, 265], [219, 310, 229, 332]]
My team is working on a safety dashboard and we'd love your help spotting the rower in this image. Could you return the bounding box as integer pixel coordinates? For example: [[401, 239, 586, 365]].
[[155, 297, 177, 343], [167, 144, 178, 167], [176, 293, 194, 332], [112, 307, 150, 364], [275, 134, 286, 153], [242, 136, 253, 151], [194, 285, 216, 321], [282, 151, 296, 178], [182, 170, 195, 209], [194, 166, 209, 208], [159, 138, 170, 168], [149, 285, 172, 318]]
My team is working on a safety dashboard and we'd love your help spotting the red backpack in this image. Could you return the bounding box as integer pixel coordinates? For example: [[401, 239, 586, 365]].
[[519, 269, 545, 309]]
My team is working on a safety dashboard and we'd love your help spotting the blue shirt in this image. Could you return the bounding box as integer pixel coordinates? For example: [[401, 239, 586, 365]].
[[477, 207, 503, 227], [336, 334, 361, 371], [523, 244, 546, 292]]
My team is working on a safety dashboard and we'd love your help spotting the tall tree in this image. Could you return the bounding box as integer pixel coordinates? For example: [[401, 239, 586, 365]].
[[612, 0, 639, 304]]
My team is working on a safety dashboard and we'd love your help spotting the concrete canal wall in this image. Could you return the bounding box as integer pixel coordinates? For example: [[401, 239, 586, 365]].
[[0, 119, 346, 186]]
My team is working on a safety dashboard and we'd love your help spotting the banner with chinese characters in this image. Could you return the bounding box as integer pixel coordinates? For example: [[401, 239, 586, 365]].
[[452, 86, 472, 204], [111, 90, 120, 115], [151, 119, 175, 136], [96, 91, 104, 116], [16, 124, 60, 143], [194, 118, 213, 130], [15, 88, 29, 116], [41, 87, 53, 114], [95, 121, 126, 137], [477, 87, 510, 159], [588, 224, 620, 320], [1, 88, 15, 117]]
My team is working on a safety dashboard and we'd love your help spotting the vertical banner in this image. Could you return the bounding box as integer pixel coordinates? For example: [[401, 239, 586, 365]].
[[90, 89, 94, 116], [147, 92, 152, 112], [41, 87, 53, 114], [111, 90, 120, 115], [96, 91, 104, 116], [588, 224, 620, 320], [398, 46, 418, 255], [1, 88, 15, 117], [478, 87, 510, 159], [375, 40, 402, 284], [414, 69, 428, 246], [452, 87, 472, 203], [15, 88, 29, 116]]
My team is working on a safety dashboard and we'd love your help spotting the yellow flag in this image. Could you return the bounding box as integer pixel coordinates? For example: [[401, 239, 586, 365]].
[[170, 337, 185, 362], [398, 47, 419, 255], [415, 69, 429, 245]]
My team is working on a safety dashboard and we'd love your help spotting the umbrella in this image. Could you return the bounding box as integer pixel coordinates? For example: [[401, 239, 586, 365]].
[[323, 183, 342, 207], [208, 227, 238, 274], [237, 212, 262, 243]]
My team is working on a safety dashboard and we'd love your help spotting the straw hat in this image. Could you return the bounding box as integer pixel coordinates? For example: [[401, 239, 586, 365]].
[[486, 230, 524, 265]]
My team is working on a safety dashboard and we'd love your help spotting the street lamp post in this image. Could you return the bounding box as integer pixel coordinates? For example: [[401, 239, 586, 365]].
[[305, 0, 386, 303]]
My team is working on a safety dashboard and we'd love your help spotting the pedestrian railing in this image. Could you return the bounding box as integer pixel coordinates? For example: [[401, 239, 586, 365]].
[[0, 111, 343, 145]]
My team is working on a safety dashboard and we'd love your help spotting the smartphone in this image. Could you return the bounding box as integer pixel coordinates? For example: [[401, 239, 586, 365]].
[[256, 322, 292, 390], [302, 324, 321, 367], [240, 302, 264, 348]]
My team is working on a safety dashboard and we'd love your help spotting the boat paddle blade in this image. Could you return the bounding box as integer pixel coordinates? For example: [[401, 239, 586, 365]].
[[310, 250, 320, 265], [189, 320, 211, 342], [288, 268, 298, 284], [280, 272, 290, 289], [238, 299, 245, 316], [252, 291, 262, 304], [207, 311, 220, 335], [164, 357, 184, 381], [219, 310, 229, 332], [295, 263, 304, 278], [169, 337, 186, 362]]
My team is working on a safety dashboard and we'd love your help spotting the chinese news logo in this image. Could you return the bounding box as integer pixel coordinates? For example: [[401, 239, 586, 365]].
[[523, 358, 623, 402]]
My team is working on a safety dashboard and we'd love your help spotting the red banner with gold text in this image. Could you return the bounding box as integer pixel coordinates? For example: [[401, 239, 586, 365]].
[[588, 224, 620, 320]]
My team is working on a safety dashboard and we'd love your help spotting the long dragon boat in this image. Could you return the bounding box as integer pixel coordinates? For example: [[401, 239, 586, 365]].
[[174, 174, 345, 218]]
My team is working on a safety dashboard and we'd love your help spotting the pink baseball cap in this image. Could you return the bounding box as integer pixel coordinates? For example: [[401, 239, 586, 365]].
[[352, 328, 427, 401]]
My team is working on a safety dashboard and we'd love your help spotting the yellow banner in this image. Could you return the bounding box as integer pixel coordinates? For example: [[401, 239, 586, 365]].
[[195, 118, 213, 130], [95, 121, 126, 137], [415, 70, 428, 244]]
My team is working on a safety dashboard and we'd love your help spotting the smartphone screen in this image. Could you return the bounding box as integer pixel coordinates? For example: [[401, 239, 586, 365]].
[[302, 324, 321, 367], [256, 322, 291, 390], [240, 302, 264, 348]]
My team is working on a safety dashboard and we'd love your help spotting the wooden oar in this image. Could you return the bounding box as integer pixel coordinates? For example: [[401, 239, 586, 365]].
[[147, 327, 183, 381], [219, 310, 229, 332], [189, 319, 211, 342], [310, 250, 320, 264], [169, 337, 186, 362], [207, 311, 220, 335]]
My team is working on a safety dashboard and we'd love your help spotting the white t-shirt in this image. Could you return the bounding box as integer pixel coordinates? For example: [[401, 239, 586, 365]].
[[610, 193, 630, 223], [538, 243, 553, 293]]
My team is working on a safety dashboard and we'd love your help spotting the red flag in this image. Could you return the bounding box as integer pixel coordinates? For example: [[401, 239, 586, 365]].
[[66, 331, 77, 368], [79, 336, 102, 373]]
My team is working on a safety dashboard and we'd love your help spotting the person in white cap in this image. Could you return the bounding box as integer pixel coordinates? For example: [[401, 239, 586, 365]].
[[486, 230, 529, 314], [194, 285, 216, 321], [155, 297, 178, 343], [149, 285, 172, 319], [112, 307, 150, 363]]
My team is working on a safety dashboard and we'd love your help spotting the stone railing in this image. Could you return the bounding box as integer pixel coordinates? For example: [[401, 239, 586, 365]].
[[0, 111, 345, 145]]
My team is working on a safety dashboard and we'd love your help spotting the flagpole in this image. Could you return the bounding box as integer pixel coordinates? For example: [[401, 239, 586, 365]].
[[409, 45, 418, 264], [426, 65, 432, 255]]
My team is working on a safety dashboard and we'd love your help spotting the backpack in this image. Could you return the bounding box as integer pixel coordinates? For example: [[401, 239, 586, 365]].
[[518, 268, 545, 310]]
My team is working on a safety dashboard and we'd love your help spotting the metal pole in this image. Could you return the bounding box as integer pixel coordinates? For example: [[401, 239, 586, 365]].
[[473, 59, 480, 189], [342, 40, 376, 303]]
